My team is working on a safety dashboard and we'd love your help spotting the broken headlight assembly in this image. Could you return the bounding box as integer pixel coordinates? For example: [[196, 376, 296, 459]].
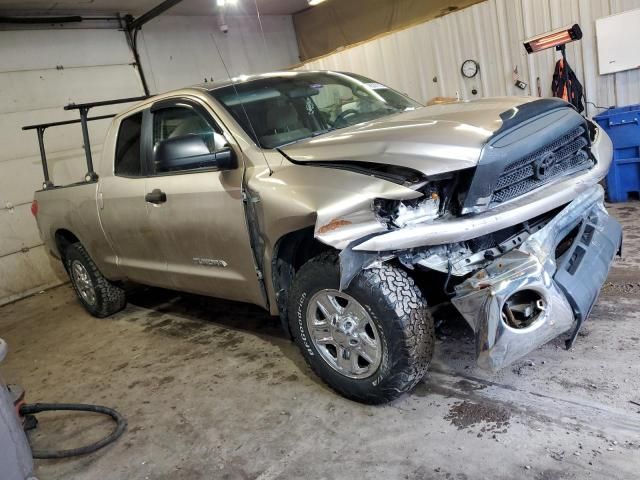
[[374, 181, 452, 229]]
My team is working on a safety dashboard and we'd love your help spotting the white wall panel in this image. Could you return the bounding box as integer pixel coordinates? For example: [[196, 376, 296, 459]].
[[137, 15, 299, 93], [0, 204, 42, 257], [0, 29, 134, 72], [0, 65, 143, 116], [300, 0, 640, 117], [0, 108, 113, 165], [0, 245, 67, 306], [0, 28, 143, 306]]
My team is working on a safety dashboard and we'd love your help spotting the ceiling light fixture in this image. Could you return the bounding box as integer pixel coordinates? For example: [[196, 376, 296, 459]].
[[308, 0, 327, 6]]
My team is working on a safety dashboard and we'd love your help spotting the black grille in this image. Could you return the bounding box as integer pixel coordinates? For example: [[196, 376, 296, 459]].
[[491, 126, 593, 204]]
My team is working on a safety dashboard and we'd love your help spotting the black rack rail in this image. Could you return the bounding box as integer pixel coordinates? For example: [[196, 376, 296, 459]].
[[23, 95, 149, 189]]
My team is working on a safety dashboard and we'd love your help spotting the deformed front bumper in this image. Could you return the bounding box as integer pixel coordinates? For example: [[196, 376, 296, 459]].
[[451, 184, 622, 371]]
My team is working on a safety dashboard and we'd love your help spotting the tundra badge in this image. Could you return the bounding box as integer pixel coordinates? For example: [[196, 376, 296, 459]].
[[192, 257, 228, 268]]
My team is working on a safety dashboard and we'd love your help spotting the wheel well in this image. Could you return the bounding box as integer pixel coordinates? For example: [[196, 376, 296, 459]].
[[55, 229, 80, 261], [272, 227, 333, 335]]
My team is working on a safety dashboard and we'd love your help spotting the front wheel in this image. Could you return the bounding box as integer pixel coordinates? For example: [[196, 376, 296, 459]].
[[288, 252, 434, 404], [64, 243, 126, 318]]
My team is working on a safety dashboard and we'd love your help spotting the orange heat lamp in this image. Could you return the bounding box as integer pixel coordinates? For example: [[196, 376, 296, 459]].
[[524, 24, 582, 54]]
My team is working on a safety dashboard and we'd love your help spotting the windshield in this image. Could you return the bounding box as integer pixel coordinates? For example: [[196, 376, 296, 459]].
[[209, 71, 422, 149]]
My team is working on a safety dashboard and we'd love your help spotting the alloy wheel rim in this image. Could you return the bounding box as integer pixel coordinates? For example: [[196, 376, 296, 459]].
[[306, 289, 382, 379], [71, 260, 97, 306]]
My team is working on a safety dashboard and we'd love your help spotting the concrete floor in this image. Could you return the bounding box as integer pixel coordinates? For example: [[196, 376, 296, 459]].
[[1, 203, 640, 480]]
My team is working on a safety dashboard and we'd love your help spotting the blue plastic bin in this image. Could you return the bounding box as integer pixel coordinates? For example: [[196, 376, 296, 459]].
[[593, 104, 640, 202]]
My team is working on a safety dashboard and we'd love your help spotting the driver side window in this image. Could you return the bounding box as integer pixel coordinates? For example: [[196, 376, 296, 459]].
[[152, 106, 227, 174]]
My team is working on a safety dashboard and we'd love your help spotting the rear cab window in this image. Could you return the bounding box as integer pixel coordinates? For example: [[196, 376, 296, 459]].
[[114, 112, 143, 177]]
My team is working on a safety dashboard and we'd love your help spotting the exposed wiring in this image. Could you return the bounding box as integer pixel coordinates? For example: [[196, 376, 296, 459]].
[[20, 402, 127, 459], [443, 257, 456, 298], [582, 84, 611, 114], [586, 101, 609, 111], [253, 0, 269, 53]]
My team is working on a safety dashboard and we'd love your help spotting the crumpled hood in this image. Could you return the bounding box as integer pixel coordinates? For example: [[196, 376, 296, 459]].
[[281, 97, 537, 176]]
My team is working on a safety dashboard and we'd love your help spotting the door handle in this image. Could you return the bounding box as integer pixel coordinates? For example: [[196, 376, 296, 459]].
[[145, 188, 167, 204]]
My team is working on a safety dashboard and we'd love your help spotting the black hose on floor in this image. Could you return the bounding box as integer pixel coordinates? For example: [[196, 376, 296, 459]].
[[19, 403, 127, 459]]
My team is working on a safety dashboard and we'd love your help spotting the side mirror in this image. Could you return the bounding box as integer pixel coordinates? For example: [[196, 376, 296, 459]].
[[154, 133, 237, 173]]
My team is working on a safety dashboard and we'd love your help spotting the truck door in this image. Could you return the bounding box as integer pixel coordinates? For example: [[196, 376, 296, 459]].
[[141, 97, 266, 307], [98, 110, 170, 287]]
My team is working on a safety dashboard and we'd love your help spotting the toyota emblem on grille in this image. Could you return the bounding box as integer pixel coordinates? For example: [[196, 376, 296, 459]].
[[534, 152, 557, 180]]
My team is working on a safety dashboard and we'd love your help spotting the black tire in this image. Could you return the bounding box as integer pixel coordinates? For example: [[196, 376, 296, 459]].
[[288, 252, 434, 404], [64, 242, 126, 318]]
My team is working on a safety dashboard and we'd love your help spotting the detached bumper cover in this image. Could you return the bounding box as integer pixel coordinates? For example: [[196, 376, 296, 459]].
[[451, 185, 622, 371]]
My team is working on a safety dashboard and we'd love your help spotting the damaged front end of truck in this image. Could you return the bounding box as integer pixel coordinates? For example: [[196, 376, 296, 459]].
[[451, 185, 621, 370], [284, 98, 623, 371], [330, 183, 621, 371]]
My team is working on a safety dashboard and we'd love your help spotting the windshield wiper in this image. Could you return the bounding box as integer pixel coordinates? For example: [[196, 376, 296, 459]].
[[274, 127, 337, 148], [311, 127, 336, 137]]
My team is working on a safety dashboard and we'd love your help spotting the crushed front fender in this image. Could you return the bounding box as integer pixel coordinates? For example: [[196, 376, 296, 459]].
[[451, 184, 622, 371]]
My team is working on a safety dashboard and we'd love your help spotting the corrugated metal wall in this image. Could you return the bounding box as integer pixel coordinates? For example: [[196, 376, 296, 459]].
[[0, 15, 299, 306], [299, 0, 640, 118]]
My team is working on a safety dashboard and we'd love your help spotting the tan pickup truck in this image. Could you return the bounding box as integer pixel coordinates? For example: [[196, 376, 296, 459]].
[[30, 71, 622, 404]]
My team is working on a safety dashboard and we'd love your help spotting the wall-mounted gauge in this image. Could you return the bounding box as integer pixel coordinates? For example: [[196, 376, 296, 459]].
[[461, 59, 479, 78]]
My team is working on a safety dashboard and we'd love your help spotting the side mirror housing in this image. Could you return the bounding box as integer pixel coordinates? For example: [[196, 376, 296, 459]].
[[154, 133, 237, 173]]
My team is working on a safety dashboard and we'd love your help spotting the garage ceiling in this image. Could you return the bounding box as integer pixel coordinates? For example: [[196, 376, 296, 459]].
[[0, 0, 310, 16]]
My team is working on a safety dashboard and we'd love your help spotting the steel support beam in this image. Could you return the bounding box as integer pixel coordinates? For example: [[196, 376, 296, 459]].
[[127, 0, 184, 31]]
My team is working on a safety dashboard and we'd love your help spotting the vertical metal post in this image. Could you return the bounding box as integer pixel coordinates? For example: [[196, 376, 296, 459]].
[[79, 107, 98, 181], [36, 127, 53, 189], [127, 28, 151, 96], [122, 14, 151, 97]]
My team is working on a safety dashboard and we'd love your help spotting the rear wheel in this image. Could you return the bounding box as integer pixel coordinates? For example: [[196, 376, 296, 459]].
[[288, 252, 434, 404], [64, 243, 126, 318]]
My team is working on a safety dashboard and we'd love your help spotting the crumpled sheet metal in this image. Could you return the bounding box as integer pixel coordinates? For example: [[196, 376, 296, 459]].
[[452, 184, 605, 371], [313, 183, 422, 250], [523, 184, 606, 269], [452, 251, 575, 371]]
